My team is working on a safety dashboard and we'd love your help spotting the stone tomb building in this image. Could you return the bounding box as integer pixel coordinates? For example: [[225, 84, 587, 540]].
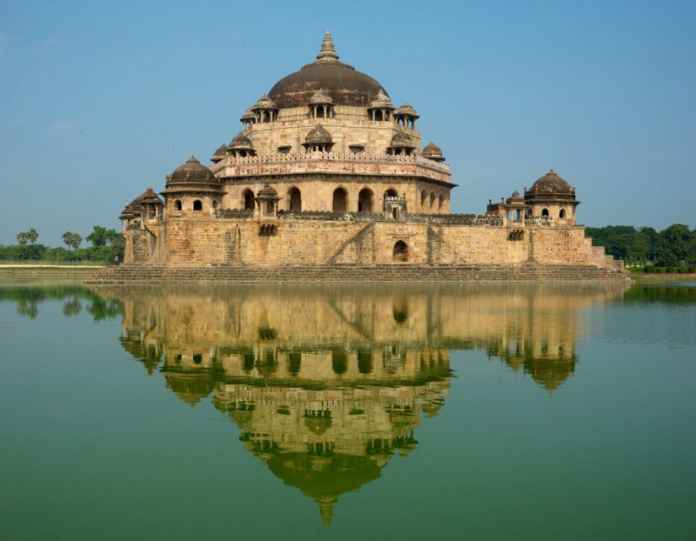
[[118, 33, 623, 277]]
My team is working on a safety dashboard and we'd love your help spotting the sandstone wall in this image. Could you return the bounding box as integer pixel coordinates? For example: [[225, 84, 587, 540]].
[[153, 215, 618, 270]]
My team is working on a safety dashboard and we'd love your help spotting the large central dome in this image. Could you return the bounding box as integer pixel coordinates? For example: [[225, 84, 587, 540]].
[[268, 32, 388, 108]]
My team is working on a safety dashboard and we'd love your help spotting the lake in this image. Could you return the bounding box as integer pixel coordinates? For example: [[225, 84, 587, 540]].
[[1, 281, 695, 540]]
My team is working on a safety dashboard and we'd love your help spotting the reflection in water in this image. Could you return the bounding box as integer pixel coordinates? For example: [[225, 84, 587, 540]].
[[85, 283, 625, 524]]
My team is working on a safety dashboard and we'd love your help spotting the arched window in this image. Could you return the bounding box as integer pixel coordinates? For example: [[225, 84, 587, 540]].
[[393, 240, 409, 262], [332, 187, 348, 213], [193, 200, 203, 211], [212, 200, 218, 209], [438, 194, 444, 209], [421, 190, 427, 207], [193, 353, 203, 365], [174, 200, 182, 211], [358, 188, 373, 213], [429, 193, 436, 208], [541, 208, 550, 218], [559, 208, 566, 219], [332, 349, 348, 375], [288, 352, 301, 376], [243, 189, 255, 211], [357, 350, 373, 374], [288, 187, 302, 212]]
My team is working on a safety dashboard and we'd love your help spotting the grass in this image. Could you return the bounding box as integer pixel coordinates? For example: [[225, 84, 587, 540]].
[[0, 261, 106, 268]]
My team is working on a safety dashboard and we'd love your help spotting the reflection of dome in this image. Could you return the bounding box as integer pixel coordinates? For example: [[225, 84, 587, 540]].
[[304, 415, 332, 436], [164, 373, 214, 406], [524, 357, 576, 391], [266, 452, 381, 526], [268, 33, 388, 108]]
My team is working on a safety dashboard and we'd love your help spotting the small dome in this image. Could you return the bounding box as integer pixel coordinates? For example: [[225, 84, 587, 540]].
[[120, 188, 161, 218], [511, 190, 521, 198], [422, 142, 444, 161], [390, 132, 416, 149], [166, 156, 218, 186], [528, 169, 574, 195], [309, 88, 333, 105], [211, 144, 228, 162], [256, 184, 279, 199], [368, 89, 394, 110], [305, 125, 333, 145], [229, 133, 254, 150], [240, 109, 256, 122], [252, 95, 277, 111], [395, 104, 419, 118], [139, 187, 163, 205]]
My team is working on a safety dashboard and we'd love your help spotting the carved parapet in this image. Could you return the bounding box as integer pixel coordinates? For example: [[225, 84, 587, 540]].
[[213, 152, 452, 184]]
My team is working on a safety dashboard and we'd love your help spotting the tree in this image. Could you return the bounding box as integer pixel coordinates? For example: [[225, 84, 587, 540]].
[[62, 232, 82, 251], [17, 228, 39, 246], [87, 226, 114, 248]]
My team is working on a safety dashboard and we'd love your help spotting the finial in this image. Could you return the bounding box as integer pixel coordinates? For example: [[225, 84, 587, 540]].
[[316, 31, 339, 62]]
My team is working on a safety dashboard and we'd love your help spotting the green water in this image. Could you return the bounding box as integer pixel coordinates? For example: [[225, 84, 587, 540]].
[[1, 282, 695, 540]]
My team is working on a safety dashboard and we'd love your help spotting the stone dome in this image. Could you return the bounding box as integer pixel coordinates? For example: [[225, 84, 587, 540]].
[[422, 142, 444, 161], [305, 125, 333, 145], [139, 187, 163, 205], [368, 89, 394, 110], [240, 109, 256, 122], [252, 95, 277, 111], [391, 132, 416, 148], [230, 133, 254, 150], [528, 169, 574, 195], [166, 156, 218, 186], [395, 104, 419, 118], [268, 33, 388, 108], [257, 184, 279, 199], [211, 144, 228, 162]]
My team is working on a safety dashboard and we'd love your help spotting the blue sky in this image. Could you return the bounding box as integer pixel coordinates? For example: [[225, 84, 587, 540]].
[[0, 0, 694, 244]]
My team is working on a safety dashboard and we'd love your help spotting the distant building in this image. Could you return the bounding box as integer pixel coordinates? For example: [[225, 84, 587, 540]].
[[118, 33, 622, 275]]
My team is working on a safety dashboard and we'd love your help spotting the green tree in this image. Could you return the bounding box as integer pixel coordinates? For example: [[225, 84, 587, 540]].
[[17, 228, 39, 246], [62, 232, 82, 251]]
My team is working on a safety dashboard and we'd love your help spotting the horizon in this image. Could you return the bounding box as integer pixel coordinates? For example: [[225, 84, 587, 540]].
[[1, 1, 695, 245]]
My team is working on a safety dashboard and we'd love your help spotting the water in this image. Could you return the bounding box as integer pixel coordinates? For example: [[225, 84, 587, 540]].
[[1, 282, 695, 540]]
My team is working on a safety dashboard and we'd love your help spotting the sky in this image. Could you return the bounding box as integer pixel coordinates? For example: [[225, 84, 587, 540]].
[[0, 0, 694, 245]]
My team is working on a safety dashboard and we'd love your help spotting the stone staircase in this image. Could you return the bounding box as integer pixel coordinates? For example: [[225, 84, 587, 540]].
[[87, 263, 629, 285]]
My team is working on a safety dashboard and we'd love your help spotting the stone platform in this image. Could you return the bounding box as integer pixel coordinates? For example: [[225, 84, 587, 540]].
[[87, 263, 629, 285]]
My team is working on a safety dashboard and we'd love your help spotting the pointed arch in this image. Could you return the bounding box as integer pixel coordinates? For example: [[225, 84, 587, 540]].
[[358, 188, 374, 213], [288, 186, 302, 212], [243, 189, 255, 211], [332, 187, 348, 213]]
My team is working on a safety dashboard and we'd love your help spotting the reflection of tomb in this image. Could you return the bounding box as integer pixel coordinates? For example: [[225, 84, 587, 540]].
[[108, 283, 625, 522]]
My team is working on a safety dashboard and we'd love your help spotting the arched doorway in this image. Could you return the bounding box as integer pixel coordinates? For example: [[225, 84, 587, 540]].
[[393, 240, 408, 262], [541, 208, 550, 218], [559, 208, 566, 219], [358, 188, 373, 213], [193, 200, 203, 211], [243, 189, 255, 211], [333, 187, 348, 213], [288, 187, 302, 212]]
